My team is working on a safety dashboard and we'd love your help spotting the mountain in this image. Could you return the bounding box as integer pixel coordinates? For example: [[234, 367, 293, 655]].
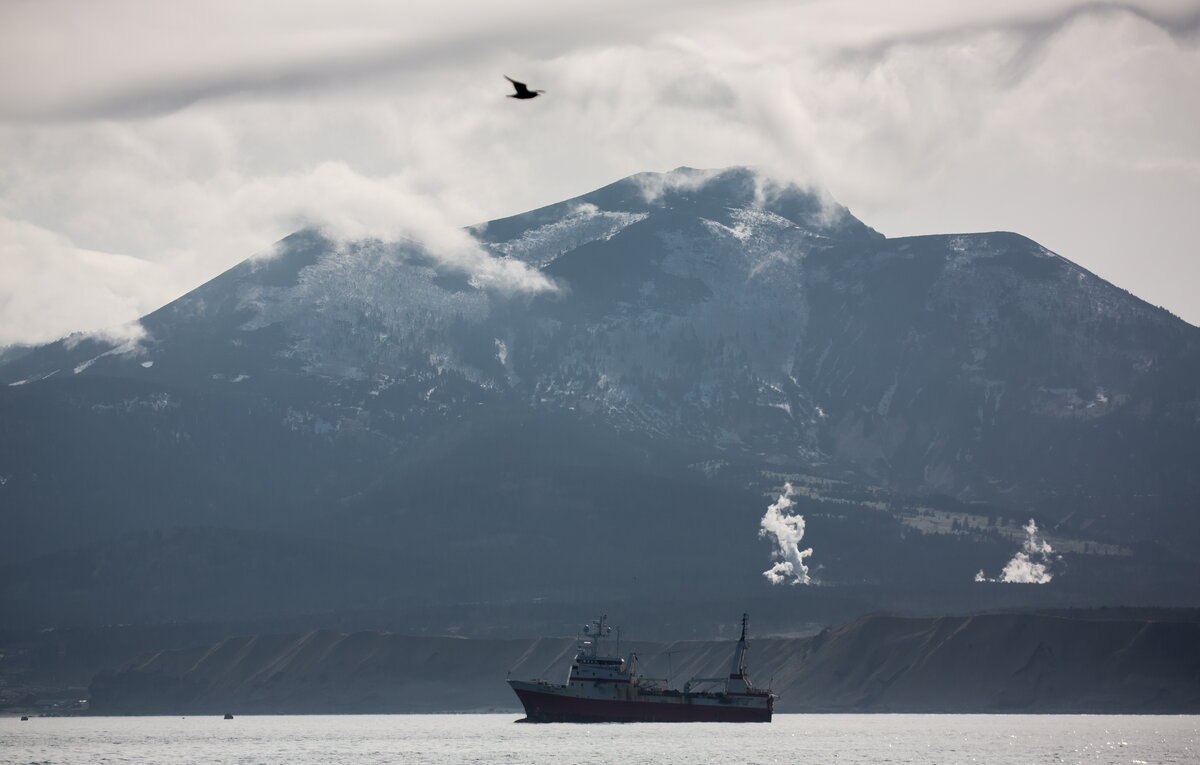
[[3, 166, 1199, 632]]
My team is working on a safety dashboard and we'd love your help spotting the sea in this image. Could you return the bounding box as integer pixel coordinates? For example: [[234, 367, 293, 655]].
[[2, 714, 1196, 764]]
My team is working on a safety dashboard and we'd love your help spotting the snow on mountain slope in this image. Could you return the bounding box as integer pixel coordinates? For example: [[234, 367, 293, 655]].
[[483, 203, 648, 267]]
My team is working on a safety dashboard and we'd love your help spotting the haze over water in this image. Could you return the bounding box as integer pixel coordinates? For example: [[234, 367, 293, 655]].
[[4, 714, 1197, 764]]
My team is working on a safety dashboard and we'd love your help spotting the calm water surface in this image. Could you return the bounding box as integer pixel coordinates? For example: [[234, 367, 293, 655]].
[[2, 714, 1196, 764]]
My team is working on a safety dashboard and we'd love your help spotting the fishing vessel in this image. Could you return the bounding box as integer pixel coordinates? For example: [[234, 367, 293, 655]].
[[508, 614, 775, 722]]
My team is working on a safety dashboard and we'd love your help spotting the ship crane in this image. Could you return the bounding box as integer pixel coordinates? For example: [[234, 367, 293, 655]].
[[686, 613, 755, 695]]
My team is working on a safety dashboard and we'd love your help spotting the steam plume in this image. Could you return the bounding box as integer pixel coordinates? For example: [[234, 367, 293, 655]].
[[759, 483, 813, 585], [975, 519, 1059, 584]]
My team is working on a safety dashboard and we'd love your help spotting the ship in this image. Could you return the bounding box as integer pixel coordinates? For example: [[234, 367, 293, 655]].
[[508, 614, 776, 722]]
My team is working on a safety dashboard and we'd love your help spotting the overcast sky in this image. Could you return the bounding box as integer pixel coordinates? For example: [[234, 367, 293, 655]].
[[2, 0, 1198, 346]]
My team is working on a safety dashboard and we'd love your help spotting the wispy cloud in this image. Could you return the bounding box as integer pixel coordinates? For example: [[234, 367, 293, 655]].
[[234, 162, 557, 294]]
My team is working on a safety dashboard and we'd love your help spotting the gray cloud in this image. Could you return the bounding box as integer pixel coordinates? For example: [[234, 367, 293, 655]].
[[2, 0, 1198, 345], [6, 1, 1194, 122], [2, 31, 493, 122], [841, 2, 1200, 61], [0, 0, 742, 122]]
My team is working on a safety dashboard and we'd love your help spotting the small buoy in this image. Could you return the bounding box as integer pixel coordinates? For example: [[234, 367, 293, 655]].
[[223, 713, 234, 720]]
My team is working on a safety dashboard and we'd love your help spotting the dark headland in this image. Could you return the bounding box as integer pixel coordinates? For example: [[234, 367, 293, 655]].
[[79, 609, 1200, 716]]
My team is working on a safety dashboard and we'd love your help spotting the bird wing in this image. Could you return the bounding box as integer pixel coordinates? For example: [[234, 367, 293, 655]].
[[504, 75, 532, 96]]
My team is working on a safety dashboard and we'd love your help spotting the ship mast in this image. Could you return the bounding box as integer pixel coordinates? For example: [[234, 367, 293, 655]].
[[579, 615, 612, 657], [726, 613, 752, 694]]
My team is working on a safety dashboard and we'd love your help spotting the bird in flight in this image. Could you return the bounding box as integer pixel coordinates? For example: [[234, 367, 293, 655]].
[[505, 75, 545, 100]]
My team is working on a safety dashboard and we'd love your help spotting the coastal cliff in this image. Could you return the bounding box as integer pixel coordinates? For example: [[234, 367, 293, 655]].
[[89, 610, 1200, 715]]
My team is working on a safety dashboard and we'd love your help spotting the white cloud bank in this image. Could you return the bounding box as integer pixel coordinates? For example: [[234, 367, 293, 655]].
[[2, 0, 1198, 345], [0, 219, 168, 347]]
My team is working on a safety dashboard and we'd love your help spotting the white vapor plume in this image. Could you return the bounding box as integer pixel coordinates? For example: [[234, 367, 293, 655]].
[[975, 518, 1060, 584], [759, 483, 814, 585]]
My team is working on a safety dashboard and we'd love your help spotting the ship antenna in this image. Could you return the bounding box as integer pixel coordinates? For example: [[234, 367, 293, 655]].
[[740, 613, 748, 642]]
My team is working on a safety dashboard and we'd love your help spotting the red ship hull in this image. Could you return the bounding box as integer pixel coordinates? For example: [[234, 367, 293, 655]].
[[512, 684, 773, 723], [510, 614, 775, 723]]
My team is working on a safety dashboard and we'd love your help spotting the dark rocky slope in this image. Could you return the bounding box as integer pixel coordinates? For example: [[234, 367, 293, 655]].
[[89, 609, 1200, 715]]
